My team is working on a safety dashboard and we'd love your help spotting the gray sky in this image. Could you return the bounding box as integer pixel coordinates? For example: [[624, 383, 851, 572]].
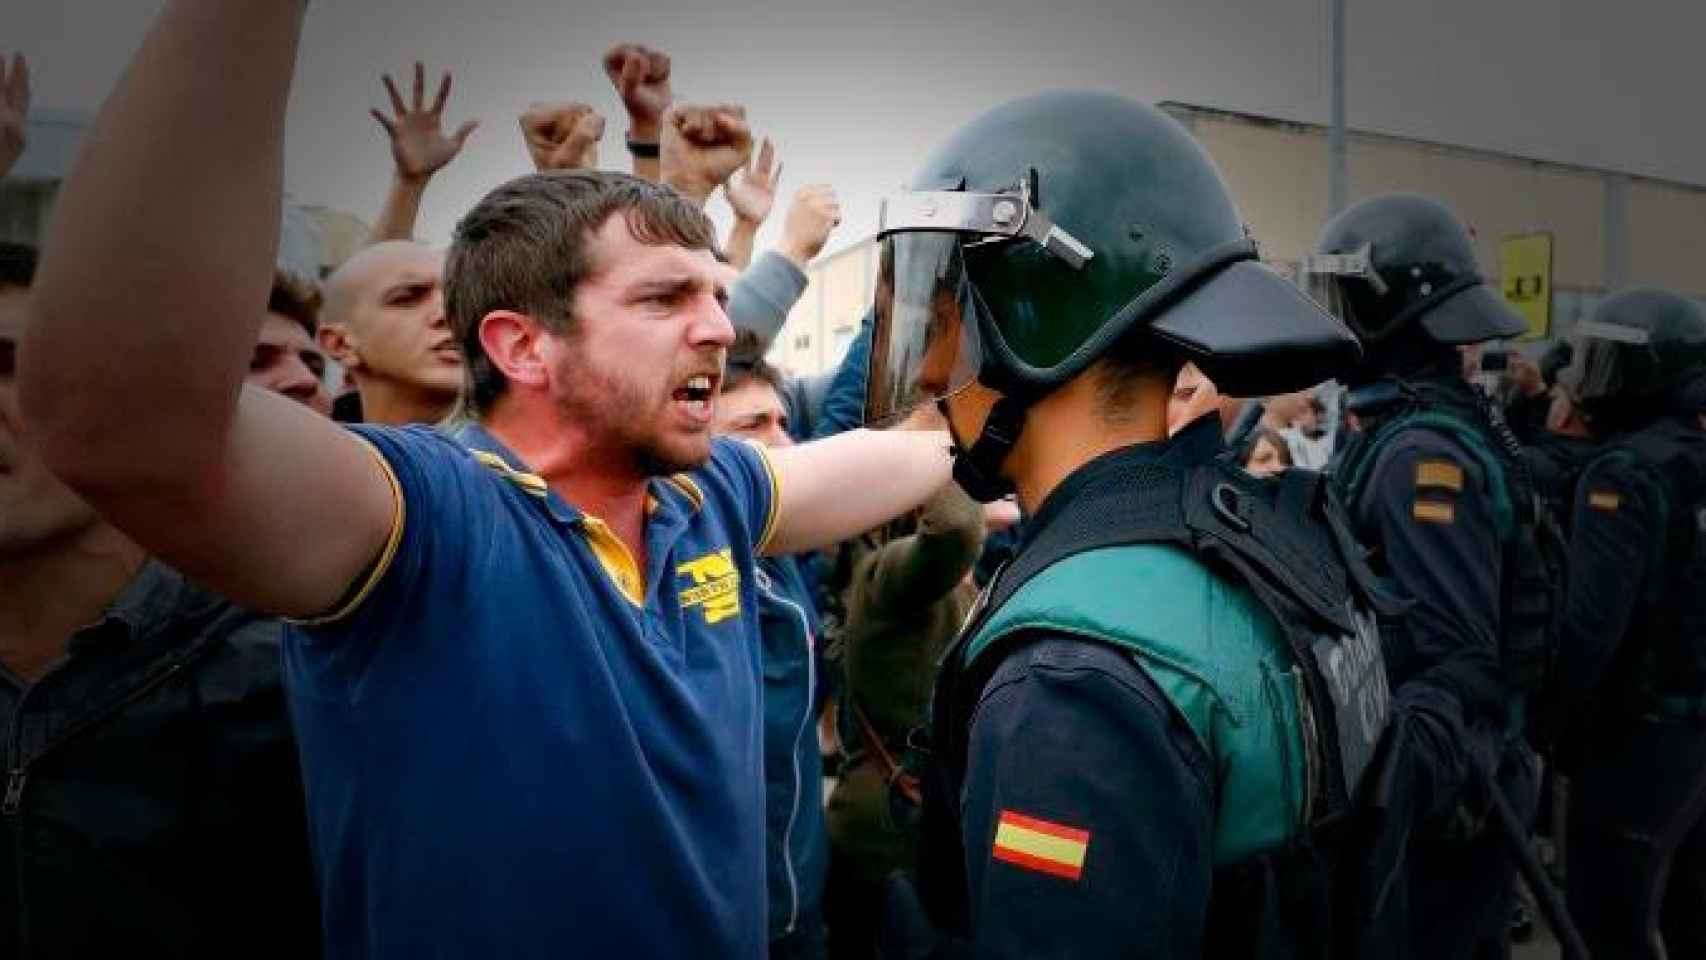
[[16, 0, 1706, 253]]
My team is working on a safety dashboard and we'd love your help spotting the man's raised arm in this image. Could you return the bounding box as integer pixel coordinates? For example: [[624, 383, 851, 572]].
[[20, 0, 395, 619], [761, 427, 954, 556]]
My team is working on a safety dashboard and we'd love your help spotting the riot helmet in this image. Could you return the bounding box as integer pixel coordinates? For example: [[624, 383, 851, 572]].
[[1306, 193, 1524, 355], [865, 91, 1359, 498], [1559, 287, 1706, 429]]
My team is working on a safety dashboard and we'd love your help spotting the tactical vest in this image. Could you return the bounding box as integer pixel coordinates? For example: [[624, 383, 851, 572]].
[[1580, 418, 1706, 716], [928, 455, 1394, 958], [1334, 379, 1567, 728]]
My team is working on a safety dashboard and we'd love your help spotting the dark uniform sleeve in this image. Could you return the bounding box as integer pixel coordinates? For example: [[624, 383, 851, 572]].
[[959, 634, 1215, 960], [1357, 437, 1507, 815], [1556, 457, 1664, 702]]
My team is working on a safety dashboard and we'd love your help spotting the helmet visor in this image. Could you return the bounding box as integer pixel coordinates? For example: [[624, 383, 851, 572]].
[[1559, 319, 1651, 405], [864, 232, 987, 426], [1301, 244, 1386, 340]]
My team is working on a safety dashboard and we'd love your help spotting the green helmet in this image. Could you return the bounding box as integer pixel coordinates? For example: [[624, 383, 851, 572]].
[[863, 91, 1358, 497], [1305, 193, 1525, 355], [1559, 287, 1706, 426]]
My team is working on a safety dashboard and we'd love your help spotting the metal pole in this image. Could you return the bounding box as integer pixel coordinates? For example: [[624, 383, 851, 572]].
[[1329, 0, 1348, 216]]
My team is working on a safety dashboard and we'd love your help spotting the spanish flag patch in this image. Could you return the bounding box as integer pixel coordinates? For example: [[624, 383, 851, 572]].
[[992, 810, 1090, 882], [1413, 500, 1456, 525], [1589, 490, 1622, 512], [1415, 460, 1465, 493]]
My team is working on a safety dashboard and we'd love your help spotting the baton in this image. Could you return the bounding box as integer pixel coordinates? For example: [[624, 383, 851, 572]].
[[1483, 770, 1589, 960]]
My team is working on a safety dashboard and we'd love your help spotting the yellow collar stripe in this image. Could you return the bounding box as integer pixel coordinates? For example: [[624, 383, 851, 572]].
[[470, 450, 549, 497]]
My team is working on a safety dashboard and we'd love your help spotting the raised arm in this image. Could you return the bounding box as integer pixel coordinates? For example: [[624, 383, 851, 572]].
[[367, 61, 478, 243], [659, 103, 752, 208], [761, 427, 953, 555], [0, 53, 29, 178], [519, 101, 604, 172], [721, 138, 779, 269], [602, 43, 671, 182], [21, 0, 395, 619]]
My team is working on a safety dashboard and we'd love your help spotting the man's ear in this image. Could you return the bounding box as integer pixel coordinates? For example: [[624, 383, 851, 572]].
[[317, 323, 362, 371], [479, 311, 551, 392]]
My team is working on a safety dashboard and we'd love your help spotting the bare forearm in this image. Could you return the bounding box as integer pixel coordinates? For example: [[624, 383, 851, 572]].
[[24, 0, 307, 483], [368, 175, 428, 244], [764, 428, 954, 555], [630, 120, 660, 182], [724, 219, 758, 270]]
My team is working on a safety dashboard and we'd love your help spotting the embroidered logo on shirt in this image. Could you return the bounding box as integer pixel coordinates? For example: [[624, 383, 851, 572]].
[[991, 810, 1091, 882], [676, 548, 742, 625], [1589, 490, 1622, 513]]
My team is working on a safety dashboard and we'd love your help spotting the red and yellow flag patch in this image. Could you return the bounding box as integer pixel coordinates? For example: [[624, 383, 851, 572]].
[[992, 810, 1091, 882], [1589, 490, 1622, 513]]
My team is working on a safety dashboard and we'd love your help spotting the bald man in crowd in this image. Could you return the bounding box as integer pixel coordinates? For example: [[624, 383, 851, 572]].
[[318, 240, 462, 424]]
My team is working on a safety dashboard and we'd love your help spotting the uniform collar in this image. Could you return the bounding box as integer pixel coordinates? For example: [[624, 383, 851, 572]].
[[1020, 413, 1224, 553]]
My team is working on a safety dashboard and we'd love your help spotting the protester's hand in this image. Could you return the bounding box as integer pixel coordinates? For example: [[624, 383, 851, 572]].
[[983, 498, 1022, 533], [519, 102, 604, 172], [724, 138, 781, 226], [777, 184, 841, 269], [602, 43, 672, 142], [1508, 352, 1544, 398], [369, 62, 478, 183], [0, 54, 30, 178], [660, 103, 752, 205]]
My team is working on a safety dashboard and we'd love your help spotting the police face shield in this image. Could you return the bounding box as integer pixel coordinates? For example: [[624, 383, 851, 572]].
[[1301, 244, 1388, 341], [863, 185, 1095, 427], [865, 233, 987, 427], [1559, 319, 1652, 405]]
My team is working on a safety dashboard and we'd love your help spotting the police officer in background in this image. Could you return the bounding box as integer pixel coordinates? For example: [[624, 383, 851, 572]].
[[1308, 193, 1550, 959], [1552, 288, 1706, 959], [871, 91, 1393, 958]]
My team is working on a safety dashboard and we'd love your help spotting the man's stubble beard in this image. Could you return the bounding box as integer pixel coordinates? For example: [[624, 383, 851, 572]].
[[555, 355, 709, 478]]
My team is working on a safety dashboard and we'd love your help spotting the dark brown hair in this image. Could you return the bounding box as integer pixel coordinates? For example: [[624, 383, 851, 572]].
[[445, 170, 717, 415], [268, 269, 323, 336]]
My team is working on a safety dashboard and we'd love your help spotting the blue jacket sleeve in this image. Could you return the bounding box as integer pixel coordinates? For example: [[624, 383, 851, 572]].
[[811, 311, 872, 440], [725, 251, 808, 350], [1356, 436, 1507, 815], [1556, 457, 1664, 702], [959, 635, 1214, 960]]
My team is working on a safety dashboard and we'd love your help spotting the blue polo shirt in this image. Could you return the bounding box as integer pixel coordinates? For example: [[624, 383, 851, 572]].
[[282, 422, 779, 958]]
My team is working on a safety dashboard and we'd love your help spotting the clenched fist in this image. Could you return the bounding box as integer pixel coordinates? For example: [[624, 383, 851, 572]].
[[519, 103, 604, 172], [778, 184, 842, 269], [602, 43, 672, 141], [659, 103, 752, 206]]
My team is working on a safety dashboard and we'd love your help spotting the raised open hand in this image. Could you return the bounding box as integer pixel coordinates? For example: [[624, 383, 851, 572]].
[[370, 62, 478, 182], [602, 44, 672, 139], [723, 138, 781, 226], [0, 53, 31, 177], [660, 103, 752, 205], [519, 102, 605, 172]]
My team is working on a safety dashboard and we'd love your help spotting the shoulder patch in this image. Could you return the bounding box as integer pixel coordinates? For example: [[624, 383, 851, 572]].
[[1589, 490, 1622, 513], [1413, 500, 1456, 525], [991, 810, 1090, 882], [1415, 460, 1464, 493]]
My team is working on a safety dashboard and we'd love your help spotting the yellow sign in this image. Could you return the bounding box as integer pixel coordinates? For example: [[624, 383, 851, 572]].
[[1500, 233, 1553, 341]]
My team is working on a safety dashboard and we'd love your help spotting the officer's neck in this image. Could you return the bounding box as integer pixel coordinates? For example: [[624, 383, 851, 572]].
[[1007, 373, 1170, 516]]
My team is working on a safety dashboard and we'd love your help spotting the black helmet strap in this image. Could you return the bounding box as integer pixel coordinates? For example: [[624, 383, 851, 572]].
[[943, 393, 1027, 503]]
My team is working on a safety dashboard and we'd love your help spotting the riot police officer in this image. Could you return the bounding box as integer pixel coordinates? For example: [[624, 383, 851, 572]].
[[868, 91, 1391, 958], [1553, 288, 1706, 959], [1308, 193, 1549, 959]]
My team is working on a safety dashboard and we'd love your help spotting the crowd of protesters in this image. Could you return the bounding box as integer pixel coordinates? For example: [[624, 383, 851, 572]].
[[4, 2, 1706, 959]]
